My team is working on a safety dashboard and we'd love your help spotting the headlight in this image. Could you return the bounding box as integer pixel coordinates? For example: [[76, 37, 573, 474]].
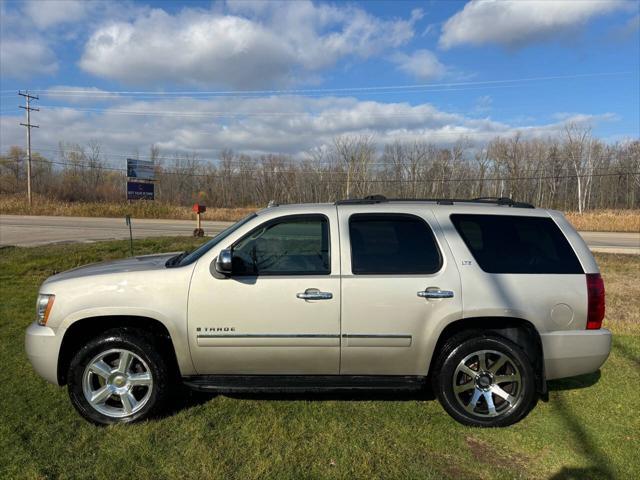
[[36, 294, 55, 326]]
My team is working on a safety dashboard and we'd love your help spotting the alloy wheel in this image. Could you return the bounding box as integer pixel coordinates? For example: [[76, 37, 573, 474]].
[[452, 349, 524, 418], [82, 348, 153, 418]]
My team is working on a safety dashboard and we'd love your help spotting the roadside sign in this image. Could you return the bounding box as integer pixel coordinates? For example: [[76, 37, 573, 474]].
[[127, 181, 154, 200], [127, 158, 155, 181]]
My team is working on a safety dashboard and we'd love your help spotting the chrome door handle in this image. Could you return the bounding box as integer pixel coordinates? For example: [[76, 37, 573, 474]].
[[297, 289, 333, 300], [418, 289, 454, 299]]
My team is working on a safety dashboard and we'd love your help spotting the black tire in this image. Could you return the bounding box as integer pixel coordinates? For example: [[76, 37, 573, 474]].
[[67, 328, 173, 425], [432, 331, 537, 427]]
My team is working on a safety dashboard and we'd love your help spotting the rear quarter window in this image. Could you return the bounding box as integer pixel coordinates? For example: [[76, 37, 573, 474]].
[[450, 214, 583, 274]]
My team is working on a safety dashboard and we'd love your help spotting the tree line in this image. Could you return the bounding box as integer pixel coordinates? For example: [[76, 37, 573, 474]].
[[1, 125, 638, 212]]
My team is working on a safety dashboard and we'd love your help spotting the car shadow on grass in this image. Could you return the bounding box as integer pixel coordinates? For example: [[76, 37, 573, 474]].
[[612, 338, 640, 369], [546, 370, 601, 392], [222, 387, 436, 402], [546, 371, 615, 480], [160, 384, 436, 419], [166, 370, 604, 419], [547, 396, 615, 480], [161, 386, 217, 417]]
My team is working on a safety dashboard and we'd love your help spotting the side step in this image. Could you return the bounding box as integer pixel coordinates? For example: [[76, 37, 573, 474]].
[[182, 375, 426, 393]]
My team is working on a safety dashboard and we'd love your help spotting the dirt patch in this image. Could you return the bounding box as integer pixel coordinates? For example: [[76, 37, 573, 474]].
[[465, 436, 530, 475]]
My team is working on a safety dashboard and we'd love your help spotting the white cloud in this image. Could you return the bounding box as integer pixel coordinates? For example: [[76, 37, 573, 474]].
[[0, 95, 614, 158], [79, 2, 422, 88], [391, 50, 447, 80], [23, 0, 91, 29], [0, 0, 129, 80], [80, 10, 296, 89], [0, 38, 58, 79], [439, 0, 628, 49], [552, 112, 619, 124]]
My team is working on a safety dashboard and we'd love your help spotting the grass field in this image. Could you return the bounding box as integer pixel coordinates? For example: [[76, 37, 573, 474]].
[[0, 238, 638, 479], [2, 195, 639, 232], [0, 195, 256, 222], [564, 210, 640, 234]]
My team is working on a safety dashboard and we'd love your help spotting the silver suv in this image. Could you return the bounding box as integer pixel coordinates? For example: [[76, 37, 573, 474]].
[[25, 197, 611, 427]]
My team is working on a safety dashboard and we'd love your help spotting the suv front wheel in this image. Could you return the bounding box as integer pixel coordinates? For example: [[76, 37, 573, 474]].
[[67, 328, 172, 425], [433, 333, 537, 427]]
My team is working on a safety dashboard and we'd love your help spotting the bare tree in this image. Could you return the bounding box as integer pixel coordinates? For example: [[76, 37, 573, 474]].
[[564, 123, 598, 214], [1, 134, 638, 210]]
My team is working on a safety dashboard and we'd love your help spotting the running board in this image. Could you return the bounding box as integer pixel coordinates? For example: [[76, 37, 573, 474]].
[[182, 375, 426, 393]]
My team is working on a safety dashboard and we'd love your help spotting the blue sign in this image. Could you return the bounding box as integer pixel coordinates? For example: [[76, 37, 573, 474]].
[[127, 181, 154, 200], [127, 158, 155, 181]]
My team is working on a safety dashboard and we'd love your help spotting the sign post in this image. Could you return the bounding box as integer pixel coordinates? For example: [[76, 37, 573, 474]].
[[125, 215, 133, 256]]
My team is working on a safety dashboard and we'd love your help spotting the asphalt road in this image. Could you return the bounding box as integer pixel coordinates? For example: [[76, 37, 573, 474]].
[[0, 215, 231, 247], [1, 215, 638, 254]]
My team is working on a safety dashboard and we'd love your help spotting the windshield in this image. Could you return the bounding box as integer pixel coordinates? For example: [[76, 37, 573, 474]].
[[171, 213, 257, 267]]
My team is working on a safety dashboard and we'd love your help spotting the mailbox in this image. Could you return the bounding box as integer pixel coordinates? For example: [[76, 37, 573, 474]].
[[192, 203, 206, 237], [192, 203, 206, 214]]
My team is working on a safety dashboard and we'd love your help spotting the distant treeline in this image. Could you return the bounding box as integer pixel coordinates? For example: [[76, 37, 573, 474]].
[[1, 125, 638, 212]]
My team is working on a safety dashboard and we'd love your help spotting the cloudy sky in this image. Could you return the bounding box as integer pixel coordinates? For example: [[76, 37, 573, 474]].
[[0, 0, 638, 161]]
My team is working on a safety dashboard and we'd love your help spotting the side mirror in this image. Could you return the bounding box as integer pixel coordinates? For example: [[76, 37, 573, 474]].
[[215, 249, 233, 275]]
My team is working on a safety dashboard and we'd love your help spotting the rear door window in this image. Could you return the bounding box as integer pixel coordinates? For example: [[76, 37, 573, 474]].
[[450, 214, 583, 274], [349, 214, 441, 274]]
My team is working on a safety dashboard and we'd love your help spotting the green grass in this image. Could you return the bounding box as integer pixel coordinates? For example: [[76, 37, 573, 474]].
[[1, 240, 639, 479]]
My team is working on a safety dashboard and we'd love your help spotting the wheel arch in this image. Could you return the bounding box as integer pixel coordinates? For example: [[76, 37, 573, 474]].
[[428, 316, 546, 395], [57, 315, 180, 385]]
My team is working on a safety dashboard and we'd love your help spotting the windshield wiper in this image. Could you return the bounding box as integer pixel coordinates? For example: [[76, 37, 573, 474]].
[[166, 251, 189, 267]]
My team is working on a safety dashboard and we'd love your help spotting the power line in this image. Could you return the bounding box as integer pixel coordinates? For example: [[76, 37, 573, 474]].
[[18, 90, 39, 206], [0, 82, 576, 102], [2, 105, 505, 118], [3, 72, 631, 97], [15, 103, 632, 120], [25, 145, 640, 168], [1, 83, 528, 100]]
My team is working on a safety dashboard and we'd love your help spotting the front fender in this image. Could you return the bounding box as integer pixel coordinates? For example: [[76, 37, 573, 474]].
[[58, 307, 196, 376]]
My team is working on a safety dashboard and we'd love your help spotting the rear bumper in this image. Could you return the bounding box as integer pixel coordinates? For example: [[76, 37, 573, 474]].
[[25, 322, 63, 385], [541, 329, 612, 380]]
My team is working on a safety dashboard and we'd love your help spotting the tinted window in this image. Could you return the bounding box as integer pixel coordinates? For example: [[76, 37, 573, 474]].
[[232, 215, 329, 275], [450, 214, 583, 274], [349, 214, 441, 274]]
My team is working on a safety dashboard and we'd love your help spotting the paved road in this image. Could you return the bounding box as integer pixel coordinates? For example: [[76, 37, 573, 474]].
[[578, 231, 640, 254], [0, 215, 231, 247], [1, 215, 638, 254]]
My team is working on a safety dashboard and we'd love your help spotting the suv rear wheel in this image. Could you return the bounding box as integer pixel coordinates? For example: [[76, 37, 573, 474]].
[[67, 328, 172, 425], [433, 332, 537, 427]]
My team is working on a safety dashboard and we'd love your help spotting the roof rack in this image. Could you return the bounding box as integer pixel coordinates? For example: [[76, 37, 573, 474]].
[[335, 195, 535, 208]]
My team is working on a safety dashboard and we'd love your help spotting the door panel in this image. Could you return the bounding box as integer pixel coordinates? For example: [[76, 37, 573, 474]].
[[338, 206, 462, 375], [188, 208, 341, 374]]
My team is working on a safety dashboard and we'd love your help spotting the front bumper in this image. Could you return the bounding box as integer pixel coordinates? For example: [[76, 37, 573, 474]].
[[541, 328, 612, 380], [25, 321, 63, 385]]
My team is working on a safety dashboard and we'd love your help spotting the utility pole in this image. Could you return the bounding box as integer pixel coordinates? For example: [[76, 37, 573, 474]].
[[19, 90, 39, 206]]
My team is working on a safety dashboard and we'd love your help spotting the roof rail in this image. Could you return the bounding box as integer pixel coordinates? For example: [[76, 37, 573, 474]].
[[334, 195, 535, 208], [335, 195, 388, 205]]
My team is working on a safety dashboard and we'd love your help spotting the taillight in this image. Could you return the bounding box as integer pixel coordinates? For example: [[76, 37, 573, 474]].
[[586, 273, 605, 330]]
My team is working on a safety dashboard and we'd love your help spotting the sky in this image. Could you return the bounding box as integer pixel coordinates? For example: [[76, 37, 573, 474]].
[[0, 0, 638, 162]]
